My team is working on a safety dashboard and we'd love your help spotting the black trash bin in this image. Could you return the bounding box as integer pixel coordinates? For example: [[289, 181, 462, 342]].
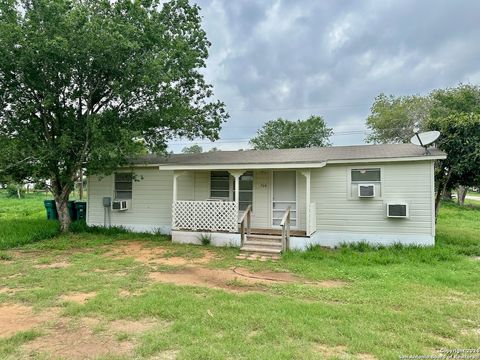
[[67, 201, 77, 221], [44, 200, 58, 220], [75, 202, 87, 221]]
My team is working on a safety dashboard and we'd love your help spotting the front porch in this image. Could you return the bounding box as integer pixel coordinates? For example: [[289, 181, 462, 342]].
[[168, 168, 318, 254]]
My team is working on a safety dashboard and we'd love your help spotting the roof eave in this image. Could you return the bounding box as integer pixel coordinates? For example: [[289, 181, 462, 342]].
[[155, 154, 446, 171]]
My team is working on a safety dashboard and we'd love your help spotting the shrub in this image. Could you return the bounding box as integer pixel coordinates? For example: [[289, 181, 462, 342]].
[[199, 233, 211, 245], [5, 184, 25, 198]]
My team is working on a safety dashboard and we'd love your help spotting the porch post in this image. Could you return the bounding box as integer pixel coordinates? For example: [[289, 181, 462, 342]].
[[301, 170, 311, 234], [228, 170, 246, 211], [172, 171, 188, 202], [173, 173, 178, 202]]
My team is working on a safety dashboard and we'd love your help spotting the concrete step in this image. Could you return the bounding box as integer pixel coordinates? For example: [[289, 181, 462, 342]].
[[240, 245, 282, 254], [245, 235, 282, 243], [243, 240, 282, 248]]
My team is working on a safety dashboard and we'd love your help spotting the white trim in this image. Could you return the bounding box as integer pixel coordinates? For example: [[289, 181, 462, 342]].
[[86, 176, 91, 224], [159, 162, 327, 171], [172, 230, 241, 247], [431, 161, 436, 237], [300, 170, 311, 234], [155, 156, 445, 171], [327, 155, 445, 164], [289, 231, 435, 250]]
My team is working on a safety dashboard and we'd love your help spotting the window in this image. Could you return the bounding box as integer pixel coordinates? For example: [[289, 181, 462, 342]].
[[210, 171, 230, 199], [210, 171, 254, 210], [351, 168, 381, 182], [114, 173, 132, 199]]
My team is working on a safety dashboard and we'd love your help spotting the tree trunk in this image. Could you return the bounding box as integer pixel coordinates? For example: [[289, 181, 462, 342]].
[[442, 189, 452, 200], [52, 179, 73, 233], [457, 186, 467, 206], [435, 167, 452, 220], [79, 169, 83, 200]]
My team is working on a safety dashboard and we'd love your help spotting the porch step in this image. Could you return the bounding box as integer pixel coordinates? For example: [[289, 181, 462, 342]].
[[243, 240, 282, 248], [239, 234, 283, 260], [245, 234, 282, 243]]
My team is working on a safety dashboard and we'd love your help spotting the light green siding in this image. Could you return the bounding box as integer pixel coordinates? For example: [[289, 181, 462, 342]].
[[311, 161, 434, 235], [87, 167, 173, 231], [87, 161, 435, 238]]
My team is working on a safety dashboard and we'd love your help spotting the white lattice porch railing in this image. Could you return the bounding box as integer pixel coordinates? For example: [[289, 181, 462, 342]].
[[172, 201, 239, 233]]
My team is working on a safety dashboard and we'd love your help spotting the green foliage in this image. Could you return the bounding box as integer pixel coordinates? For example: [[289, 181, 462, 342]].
[[250, 115, 333, 150], [0, 0, 228, 231], [0, 200, 479, 359], [0, 191, 60, 249], [365, 93, 431, 143], [199, 233, 211, 245], [0, 330, 43, 358], [5, 183, 25, 198], [365, 85, 480, 210], [181, 144, 203, 154], [69, 220, 131, 236]]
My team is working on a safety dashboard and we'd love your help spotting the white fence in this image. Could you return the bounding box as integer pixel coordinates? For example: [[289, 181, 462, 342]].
[[308, 202, 317, 236], [172, 201, 239, 233]]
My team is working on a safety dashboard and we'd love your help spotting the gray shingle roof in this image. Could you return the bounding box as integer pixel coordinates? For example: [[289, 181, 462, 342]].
[[130, 143, 445, 167]]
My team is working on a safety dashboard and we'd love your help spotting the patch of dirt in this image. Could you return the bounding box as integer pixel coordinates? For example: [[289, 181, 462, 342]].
[[118, 289, 143, 297], [23, 317, 135, 360], [34, 261, 70, 269], [150, 350, 179, 360], [313, 343, 376, 359], [0, 287, 20, 295], [0, 304, 51, 338], [148, 266, 346, 292], [104, 241, 215, 266], [7, 273, 23, 278], [60, 292, 97, 304], [109, 318, 161, 333]]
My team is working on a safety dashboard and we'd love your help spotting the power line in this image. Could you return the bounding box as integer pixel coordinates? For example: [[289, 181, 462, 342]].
[[227, 103, 371, 112]]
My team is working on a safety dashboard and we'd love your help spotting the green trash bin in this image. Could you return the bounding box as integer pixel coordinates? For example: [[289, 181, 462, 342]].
[[75, 202, 87, 221], [67, 201, 77, 221], [44, 200, 58, 220]]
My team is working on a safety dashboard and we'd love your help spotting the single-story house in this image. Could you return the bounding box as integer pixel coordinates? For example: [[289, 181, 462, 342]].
[[86, 143, 446, 253]]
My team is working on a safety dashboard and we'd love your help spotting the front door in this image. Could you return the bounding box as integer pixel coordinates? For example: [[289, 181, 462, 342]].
[[272, 171, 297, 227]]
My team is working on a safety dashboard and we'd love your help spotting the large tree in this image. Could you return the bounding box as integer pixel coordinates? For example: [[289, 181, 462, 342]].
[[365, 84, 480, 214], [365, 93, 431, 144], [250, 115, 333, 150], [0, 0, 228, 231], [428, 86, 480, 213], [181, 144, 203, 154]]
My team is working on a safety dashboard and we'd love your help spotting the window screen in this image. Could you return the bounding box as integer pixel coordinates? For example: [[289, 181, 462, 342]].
[[351, 168, 381, 182], [114, 173, 132, 199], [210, 171, 230, 199], [210, 171, 254, 210]]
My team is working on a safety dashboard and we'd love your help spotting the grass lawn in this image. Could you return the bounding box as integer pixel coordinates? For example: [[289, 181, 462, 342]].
[[0, 195, 479, 359]]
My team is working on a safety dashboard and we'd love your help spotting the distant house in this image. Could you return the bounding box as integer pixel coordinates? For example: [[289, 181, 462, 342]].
[[87, 144, 446, 254]]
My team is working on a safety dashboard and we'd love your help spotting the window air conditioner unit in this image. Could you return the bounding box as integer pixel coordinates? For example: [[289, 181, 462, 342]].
[[358, 184, 375, 198], [386, 203, 409, 218], [112, 200, 129, 211]]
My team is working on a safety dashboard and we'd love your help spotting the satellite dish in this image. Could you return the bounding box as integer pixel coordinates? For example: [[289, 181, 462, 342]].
[[410, 130, 440, 155]]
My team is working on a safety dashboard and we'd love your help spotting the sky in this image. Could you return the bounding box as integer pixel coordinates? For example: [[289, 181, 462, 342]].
[[168, 0, 480, 153]]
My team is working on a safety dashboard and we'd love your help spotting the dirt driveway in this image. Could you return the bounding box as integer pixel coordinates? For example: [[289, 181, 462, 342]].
[[0, 239, 346, 359]]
